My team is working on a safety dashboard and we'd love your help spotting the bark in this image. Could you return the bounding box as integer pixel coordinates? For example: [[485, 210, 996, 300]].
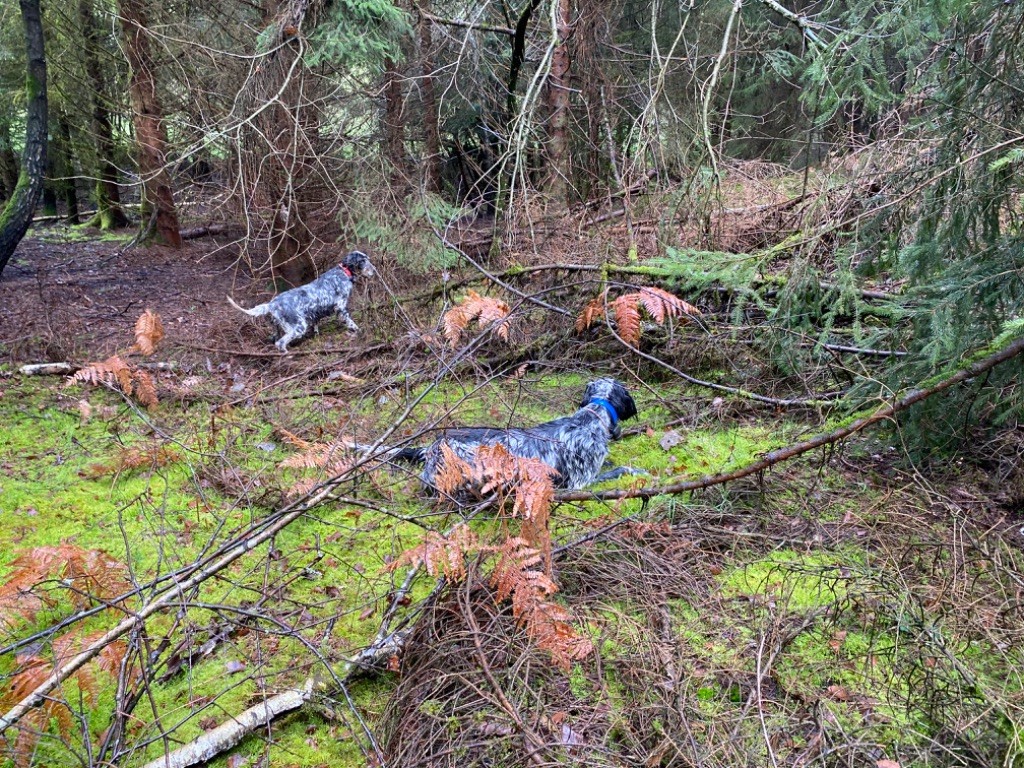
[[56, 112, 80, 223], [78, 0, 129, 229], [419, 9, 441, 193], [383, 57, 408, 189], [546, 0, 572, 203], [0, 121, 18, 198], [118, 0, 181, 248], [0, 0, 48, 280]]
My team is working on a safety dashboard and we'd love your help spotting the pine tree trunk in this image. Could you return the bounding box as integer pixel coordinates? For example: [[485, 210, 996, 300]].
[[546, 0, 572, 204], [419, 10, 441, 193], [118, 0, 181, 248], [78, 0, 128, 229], [0, 0, 47, 279], [57, 111, 80, 223], [0, 120, 19, 201], [383, 58, 408, 190]]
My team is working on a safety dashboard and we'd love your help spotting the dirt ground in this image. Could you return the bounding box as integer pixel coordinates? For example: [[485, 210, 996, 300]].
[[0, 225, 393, 369]]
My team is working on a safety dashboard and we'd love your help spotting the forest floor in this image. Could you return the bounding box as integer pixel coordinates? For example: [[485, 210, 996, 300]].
[[1, 221, 1024, 768]]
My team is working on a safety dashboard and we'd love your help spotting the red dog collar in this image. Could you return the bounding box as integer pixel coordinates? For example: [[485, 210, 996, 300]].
[[341, 265, 352, 277]]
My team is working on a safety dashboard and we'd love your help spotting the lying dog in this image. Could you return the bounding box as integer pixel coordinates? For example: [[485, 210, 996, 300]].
[[395, 378, 639, 493], [227, 250, 376, 351]]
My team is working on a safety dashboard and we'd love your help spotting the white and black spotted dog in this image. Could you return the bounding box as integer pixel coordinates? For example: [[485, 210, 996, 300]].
[[395, 378, 639, 494], [227, 251, 376, 351]]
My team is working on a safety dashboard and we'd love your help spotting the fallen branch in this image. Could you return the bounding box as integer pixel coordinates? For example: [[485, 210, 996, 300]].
[[19, 361, 175, 376], [136, 628, 411, 768], [556, 333, 1024, 503], [0, 473, 358, 734]]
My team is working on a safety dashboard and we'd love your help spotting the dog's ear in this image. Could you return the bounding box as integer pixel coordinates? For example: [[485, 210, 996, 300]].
[[608, 381, 638, 421]]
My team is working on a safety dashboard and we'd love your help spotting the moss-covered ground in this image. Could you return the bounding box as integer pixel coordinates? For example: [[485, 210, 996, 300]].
[[1, 365, 1022, 767]]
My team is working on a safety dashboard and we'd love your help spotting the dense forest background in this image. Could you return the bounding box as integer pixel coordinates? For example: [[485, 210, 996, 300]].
[[1, 0, 1023, 766]]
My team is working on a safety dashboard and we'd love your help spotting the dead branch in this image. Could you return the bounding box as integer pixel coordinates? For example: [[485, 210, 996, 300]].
[[136, 628, 411, 768], [19, 361, 175, 376], [555, 333, 1024, 503], [0, 473, 357, 734]]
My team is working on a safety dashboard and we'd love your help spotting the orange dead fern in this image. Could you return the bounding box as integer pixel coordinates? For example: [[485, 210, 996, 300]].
[[490, 538, 594, 671], [392, 443, 589, 668], [133, 309, 164, 356], [576, 287, 701, 345], [68, 310, 165, 408], [276, 432, 374, 498], [0, 545, 131, 628], [443, 289, 511, 346], [390, 524, 483, 581]]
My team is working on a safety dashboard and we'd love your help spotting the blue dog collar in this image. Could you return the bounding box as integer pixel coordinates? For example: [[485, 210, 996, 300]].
[[588, 397, 619, 428]]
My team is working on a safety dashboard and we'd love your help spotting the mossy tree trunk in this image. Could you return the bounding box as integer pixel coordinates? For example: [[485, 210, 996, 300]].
[[383, 57, 408, 191], [0, 0, 48, 279], [77, 0, 129, 230], [118, 0, 181, 248], [78, 0, 128, 230]]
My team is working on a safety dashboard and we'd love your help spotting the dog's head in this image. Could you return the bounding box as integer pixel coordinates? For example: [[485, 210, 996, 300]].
[[341, 250, 376, 279], [581, 378, 638, 438]]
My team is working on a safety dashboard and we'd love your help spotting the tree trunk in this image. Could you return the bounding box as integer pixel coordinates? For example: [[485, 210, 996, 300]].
[[118, 0, 181, 248], [383, 58, 408, 190], [0, 0, 47, 279], [0, 120, 20, 201], [78, 0, 128, 229], [419, 10, 441, 193], [546, 0, 572, 204], [56, 111, 80, 223]]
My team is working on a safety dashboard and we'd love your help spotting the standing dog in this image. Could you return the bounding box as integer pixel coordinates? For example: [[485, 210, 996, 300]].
[[396, 378, 639, 493], [228, 250, 375, 351]]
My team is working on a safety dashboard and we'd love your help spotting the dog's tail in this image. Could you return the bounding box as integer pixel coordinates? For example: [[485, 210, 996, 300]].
[[335, 440, 426, 464], [391, 447, 426, 464], [226, 295, 271, 317]]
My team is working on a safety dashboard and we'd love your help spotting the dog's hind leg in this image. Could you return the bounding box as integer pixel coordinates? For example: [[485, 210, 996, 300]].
[[593, 466, 649, 484]]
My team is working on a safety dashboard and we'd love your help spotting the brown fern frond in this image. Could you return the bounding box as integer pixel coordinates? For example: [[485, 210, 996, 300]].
[[72, 355, 133, 391], [131, 369, 158, 408], [0, 545, 131, 626], [391, 524, 482, 580], [433, 443, 476, 498], [574, 294, 607, 332], [279, 443, 341, 469], [85, 443, 181, 478], [70, 355, 159, 409], [2, 631, 130, 762], [489, 538, 592, 670], [133, 309, 165, 356], [610, 295, 643, 345], [638, 286, 701, 323], [442, 289, 511, 346]]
